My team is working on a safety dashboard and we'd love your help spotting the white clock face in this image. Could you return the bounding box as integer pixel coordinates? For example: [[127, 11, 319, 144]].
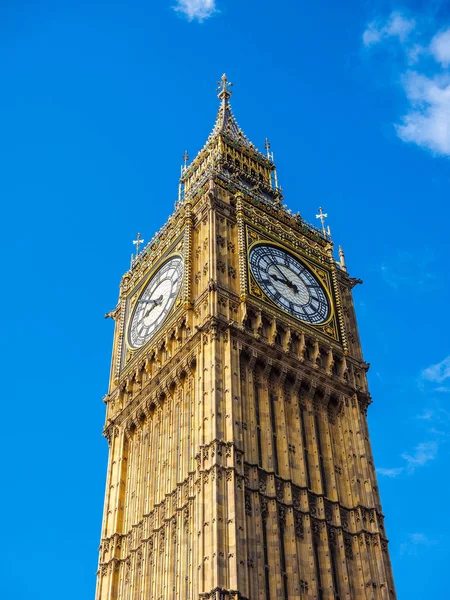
[[128, 256, 184, 349], [249, 244, 330, 324]]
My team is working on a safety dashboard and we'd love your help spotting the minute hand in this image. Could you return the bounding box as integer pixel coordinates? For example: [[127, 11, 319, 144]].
[[271, 265, 299, 293]]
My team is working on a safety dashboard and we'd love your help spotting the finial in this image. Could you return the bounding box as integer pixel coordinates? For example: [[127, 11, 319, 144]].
[[217, 73, 233, 102], [133, 232, 144, 258], [182, 150, 189, 170], [338, 245, 347, 272], [316, 207, 330, 237], [264, 137, 279, 190], [178, 151, 189, 204]]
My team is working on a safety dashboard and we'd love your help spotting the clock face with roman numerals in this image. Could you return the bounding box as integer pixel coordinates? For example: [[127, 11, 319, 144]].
[[128, 256, 184, 349], [249, 244, 330, 325]]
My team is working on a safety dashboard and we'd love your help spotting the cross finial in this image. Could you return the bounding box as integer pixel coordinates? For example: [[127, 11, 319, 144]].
[[316, 207, 330, 236], [133, 232, 144, 256], [217, 73, 233, 101], [182, 150, 189, 169], [265, 137, 271, 157]]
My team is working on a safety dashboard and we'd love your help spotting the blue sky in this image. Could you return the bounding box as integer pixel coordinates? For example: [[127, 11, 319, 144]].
[[0, 1, 449, 598]]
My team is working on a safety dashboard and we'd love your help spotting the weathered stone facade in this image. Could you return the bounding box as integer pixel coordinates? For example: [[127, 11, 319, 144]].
[[96, 76, 396, 600]]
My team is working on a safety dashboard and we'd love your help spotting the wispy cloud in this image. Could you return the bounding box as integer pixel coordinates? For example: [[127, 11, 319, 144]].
[[363, 12, 415, 47], [377, 437, 439, 478], [173, 0, 217, 22], [400, 532, 438, 556], [401, 441, 438, 472], [363, 11, 450, 156], [380, 249, 437, 291], [379, 364, 450, 480], [417, 409, 434, 420], [376, 467, 404, 478], [422, 355, 450, 383]]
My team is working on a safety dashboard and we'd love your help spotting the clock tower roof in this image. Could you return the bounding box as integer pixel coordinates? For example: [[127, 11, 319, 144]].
[[179, 74, 280, 204], [206, 73, 265, 156]]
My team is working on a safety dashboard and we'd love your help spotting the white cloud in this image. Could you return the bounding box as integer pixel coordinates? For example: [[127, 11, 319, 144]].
[[422, 355, 450, 383], [401, 441, 438, 472], [406, 43, 425, 65], [173, 0, 217, 22], [363, 11, 415, 47], [363, 12, 450, 156], [376, 467, 404, 478], [430, 28, 450, 66], [396, 72, 450, 155]]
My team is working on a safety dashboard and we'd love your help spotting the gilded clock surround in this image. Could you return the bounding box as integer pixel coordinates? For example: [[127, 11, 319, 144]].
[[96, 75, 396, 600], [125, 252, 184, 351], [246, 236, 336, 334]]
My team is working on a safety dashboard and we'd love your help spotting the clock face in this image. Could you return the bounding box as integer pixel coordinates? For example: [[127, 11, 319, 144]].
[[128, 256, 184, 349], [249, 244, 330, 325]]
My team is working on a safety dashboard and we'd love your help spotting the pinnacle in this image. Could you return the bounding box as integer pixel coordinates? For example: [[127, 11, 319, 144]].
[[208, 73, 262, 154]]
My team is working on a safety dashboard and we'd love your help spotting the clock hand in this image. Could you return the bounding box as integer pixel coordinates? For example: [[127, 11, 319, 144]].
[[270, 266, 299, 294], [272, 264, 293, 285], [139, 295, 164, 306], [143, 295, 164, 317]]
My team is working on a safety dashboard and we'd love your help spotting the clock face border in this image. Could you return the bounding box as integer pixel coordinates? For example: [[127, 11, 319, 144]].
[[125, 253, 184, 351], [247, 240, 335, 328]]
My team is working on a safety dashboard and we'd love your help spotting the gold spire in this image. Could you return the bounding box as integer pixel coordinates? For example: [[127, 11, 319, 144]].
[[339, 245, 347, 271], [180, 75, 280, 203], [210, 74, 256, 149]]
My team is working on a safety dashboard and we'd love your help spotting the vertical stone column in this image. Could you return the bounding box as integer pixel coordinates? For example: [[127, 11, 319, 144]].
[[183, 201, 193, 309], [235, 194, 248, 302]]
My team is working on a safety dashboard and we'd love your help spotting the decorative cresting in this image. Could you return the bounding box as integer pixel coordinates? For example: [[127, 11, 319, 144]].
[[96, 75, 396, 600]]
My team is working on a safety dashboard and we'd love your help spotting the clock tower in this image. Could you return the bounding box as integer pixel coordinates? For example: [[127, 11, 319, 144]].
[[96, 75, 396, 600]]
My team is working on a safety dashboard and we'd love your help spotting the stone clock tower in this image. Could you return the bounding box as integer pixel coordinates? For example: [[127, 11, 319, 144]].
[[96, 76, 396, 600]]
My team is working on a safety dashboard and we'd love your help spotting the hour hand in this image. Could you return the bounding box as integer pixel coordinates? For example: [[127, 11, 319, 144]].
[[142, 295, 164, 316], [139, 295, 164, 307], [269, 270, 299, 294]]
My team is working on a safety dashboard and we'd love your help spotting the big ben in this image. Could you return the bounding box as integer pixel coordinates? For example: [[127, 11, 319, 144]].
[[96, 75, 396, 599]]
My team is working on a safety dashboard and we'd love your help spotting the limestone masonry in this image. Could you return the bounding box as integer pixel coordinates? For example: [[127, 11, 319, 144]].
[[96, 76, 396, 600]]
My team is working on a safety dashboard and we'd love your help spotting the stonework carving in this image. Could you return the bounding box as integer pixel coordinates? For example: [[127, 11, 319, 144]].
[[96, 77, 396, 600]]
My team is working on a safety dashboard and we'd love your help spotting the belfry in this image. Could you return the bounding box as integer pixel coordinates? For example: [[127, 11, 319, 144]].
[[96, 75, 396, 599]]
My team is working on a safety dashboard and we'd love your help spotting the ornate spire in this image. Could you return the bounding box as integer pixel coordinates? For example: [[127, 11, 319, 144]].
[[178, 74, 279, 206], [207, 73, 262, 153]]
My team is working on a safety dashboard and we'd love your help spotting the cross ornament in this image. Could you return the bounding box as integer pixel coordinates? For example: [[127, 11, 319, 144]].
[[133, 232, 144, 256], [217, 73, 233, 100], [316, 207, 329, 236]]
